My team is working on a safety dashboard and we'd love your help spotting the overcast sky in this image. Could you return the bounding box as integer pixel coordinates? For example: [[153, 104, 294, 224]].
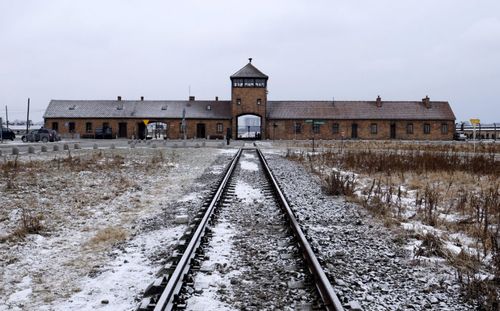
[[1, 0, 499, 123]]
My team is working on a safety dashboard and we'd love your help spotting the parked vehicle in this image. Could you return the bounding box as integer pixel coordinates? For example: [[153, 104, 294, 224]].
[[95, 127, 113, 139], [22, 128, 54, 143], [1, 128, 16, 140], [49, 129, 61, 142], [453, 133, 467, 141]]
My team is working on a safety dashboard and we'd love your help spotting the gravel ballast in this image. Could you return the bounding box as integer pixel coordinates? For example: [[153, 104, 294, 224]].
[[264, 152, 474, 311]]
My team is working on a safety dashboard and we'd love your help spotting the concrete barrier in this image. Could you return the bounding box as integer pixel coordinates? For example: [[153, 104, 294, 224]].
[[74, 143, 81, 149], [93, 144, 98, 149], [28, 146, 35, 154], [41, 145, 47, 152], [12, 147, 19, 155], [63, 144, 69, 150], [53, 145, 59, 151]]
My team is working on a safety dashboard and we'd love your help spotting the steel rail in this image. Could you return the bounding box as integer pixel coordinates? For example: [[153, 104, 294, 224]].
[[153, 148, 243, 311], [256, 148, 345, 311]]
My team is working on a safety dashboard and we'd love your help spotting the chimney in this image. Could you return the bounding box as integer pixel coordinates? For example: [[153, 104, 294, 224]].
[[140, 96, 144, 101], [189, 96, 195, 101], [117, 96, 122, 101], [215, 96, 219, 101], [376, 95, 382, 107], [423, 95, 431, 109], [249, 57, 252, 63]]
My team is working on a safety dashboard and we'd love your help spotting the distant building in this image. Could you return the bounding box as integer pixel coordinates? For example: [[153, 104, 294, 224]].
[[44, 59, 456, 140], [456, 122, 499, 140]]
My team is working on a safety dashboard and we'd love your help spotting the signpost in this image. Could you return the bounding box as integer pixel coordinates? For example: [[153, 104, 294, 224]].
[[305, 119, 325, 152], [470, 118, 480, 153]]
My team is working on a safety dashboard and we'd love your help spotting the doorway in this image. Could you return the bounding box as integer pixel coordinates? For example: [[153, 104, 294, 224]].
[[118, 123, 127, 138], [196, 123, 206, 138], [390, 123, 396, 139], [351, 123, 358, 139], [237, 114, 262, 139]]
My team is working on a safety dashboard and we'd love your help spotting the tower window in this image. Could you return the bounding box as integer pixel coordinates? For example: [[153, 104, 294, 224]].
[[370, 123, 378, 134], [243, 79, 255, 87], [217, 123, 223, 133], [255, 79, 266, 87], [237, 98, 241, 105], [312, 124, 321, 134], [232, 79, 244, 87], [68, 122, 76, 133], [257, 99, 261, 105], [85, 122, 92, 133]]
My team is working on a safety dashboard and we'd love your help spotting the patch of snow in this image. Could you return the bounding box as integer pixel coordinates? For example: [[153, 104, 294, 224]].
[[234, 181, 264, 204]]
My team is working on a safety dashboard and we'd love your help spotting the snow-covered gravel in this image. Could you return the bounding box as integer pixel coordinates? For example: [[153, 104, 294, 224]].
[[185, 150, 320, 310], [0, 147, 237, 311], [264, 152, 474, 310]]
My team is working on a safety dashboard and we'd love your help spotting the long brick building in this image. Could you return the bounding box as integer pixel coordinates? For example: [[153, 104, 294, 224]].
[[44, 59, 456, 140]]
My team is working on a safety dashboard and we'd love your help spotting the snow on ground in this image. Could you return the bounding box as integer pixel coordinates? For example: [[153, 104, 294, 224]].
[[0, 147, 237, 311], [187, 220, 237, 311], [263, 151, 474, 310]]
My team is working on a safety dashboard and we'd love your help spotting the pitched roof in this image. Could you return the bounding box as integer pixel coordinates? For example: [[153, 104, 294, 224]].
[[44, 100, 232, 119], [267, 101, 456, 120], [230, 62, 268, 79]]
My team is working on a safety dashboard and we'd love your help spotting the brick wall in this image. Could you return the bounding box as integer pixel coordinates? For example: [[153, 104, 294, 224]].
[[266, 119, 455, 140], [45, 118, 231, 139]]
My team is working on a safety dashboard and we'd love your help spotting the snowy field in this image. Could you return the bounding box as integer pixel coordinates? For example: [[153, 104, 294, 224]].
[[0, 140, 497, 310], [0, 146, 237, 310]]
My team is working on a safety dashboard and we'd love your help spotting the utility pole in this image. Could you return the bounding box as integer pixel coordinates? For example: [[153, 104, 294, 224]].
[[0, 117, 3, 143], [26, 98, 30, 135], [5, 105, 9, 129]]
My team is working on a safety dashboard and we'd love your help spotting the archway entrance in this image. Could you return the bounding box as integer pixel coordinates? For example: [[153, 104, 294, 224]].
[[237, 114, 262, 140], [137, 121, 169, 140]]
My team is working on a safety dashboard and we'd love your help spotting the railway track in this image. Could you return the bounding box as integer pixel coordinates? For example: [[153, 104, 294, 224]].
[[137, 148, 344, 311]]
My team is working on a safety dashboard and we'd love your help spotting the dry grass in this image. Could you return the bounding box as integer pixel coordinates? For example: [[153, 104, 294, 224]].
[[286, 143, 500, 307], [86, 226, 127, 248]]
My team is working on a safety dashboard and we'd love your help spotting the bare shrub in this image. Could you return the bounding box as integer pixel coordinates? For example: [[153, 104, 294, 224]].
[[12, 206, 44, 239], [324, 171, 356, 196], [415, 232, 450, 258]]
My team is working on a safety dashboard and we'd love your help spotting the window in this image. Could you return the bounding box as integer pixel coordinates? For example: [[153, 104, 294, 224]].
[[179, 122, 185, 133], [216, 123, 223, 133], [244, 79, 255, 87], [332, 123, 340, 134], [407, 123, 414, 134], [441, 123, 448, 134], [206, 105, 211, 110], [85, 122, 92, 133], [52, 122, 59, 131], [294, 123, 302, 134], [257, 99, 262, 105], [255, 79, 266, 87], [68, 122, 76, 133], [232, 79, 244, 87], [424, 123, 431, 134], [370, 123, 378, 134], [312, 124, 321, 134], [237, 98, 241, 105]]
